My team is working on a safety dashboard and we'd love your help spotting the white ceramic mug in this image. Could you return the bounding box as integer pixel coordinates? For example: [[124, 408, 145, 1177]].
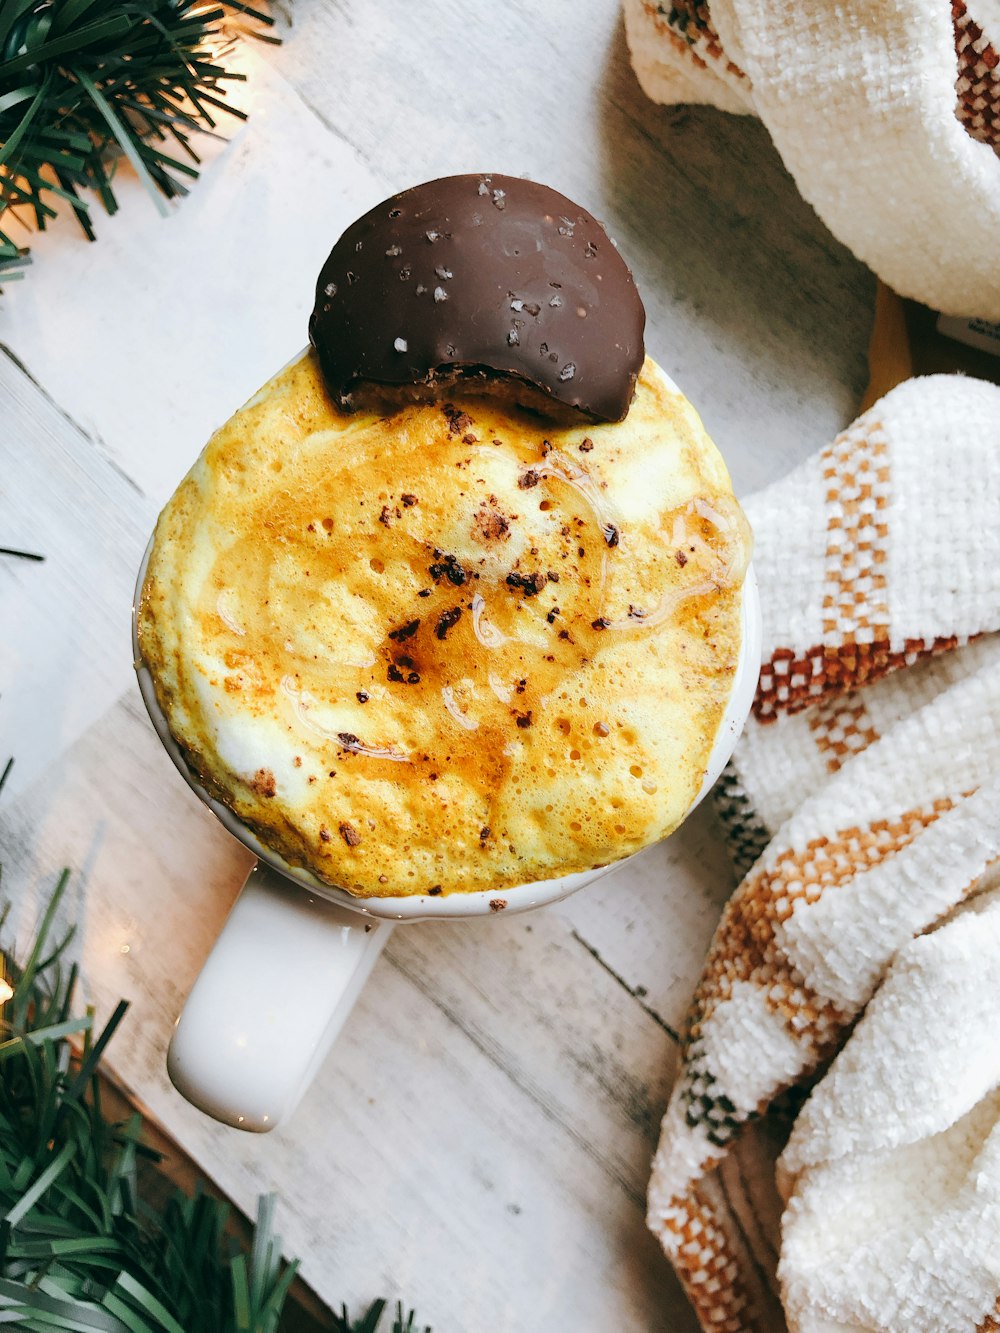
[[133, 531, 760, 1133]]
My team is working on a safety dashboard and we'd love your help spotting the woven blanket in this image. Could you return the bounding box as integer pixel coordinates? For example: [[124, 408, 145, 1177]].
[[647, 374, 1000, 1331], [623, 0, 1000, 321]]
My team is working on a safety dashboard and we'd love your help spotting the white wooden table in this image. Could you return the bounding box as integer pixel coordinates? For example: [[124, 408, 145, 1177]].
[[0, 4, 875, 1329]]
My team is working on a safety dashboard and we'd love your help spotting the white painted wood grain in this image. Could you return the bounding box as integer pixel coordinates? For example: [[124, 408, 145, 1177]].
[[0, 46, 385, 505], [0, 352, 153, 797]]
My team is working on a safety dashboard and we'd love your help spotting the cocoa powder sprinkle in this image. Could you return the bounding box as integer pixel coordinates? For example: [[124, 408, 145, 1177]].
[[250, 768, 276, 798], [506, 570, 546, 597], [339, 821, 362, 847], [388, 618, 420, 642], [436, 607, 463, 640]]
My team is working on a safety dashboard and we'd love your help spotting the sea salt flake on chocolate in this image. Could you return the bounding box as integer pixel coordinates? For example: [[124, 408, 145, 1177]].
[[309, 173, 646, 422], [394, 337, 408, 352]]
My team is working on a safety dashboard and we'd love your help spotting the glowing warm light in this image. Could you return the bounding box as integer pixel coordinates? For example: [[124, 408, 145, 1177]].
[[0, 979, 14, 1005]]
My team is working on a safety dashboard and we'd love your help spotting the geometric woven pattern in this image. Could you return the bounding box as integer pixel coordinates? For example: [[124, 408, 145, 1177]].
[[662, 0, 747, 83], [659, 1183, 754, 1333], [807, 696, 880, 774], [650, 375, 1000, 1332], [627, 0, 1000, 318], [954, 0, 1000, 153], [680, 799, 956, 1147], [698, 800, 956, 1043], [755, 416, 962, 721], [755, 634, 963, 722], [712, 762, 772, 878], [819, 418, 891, 646]]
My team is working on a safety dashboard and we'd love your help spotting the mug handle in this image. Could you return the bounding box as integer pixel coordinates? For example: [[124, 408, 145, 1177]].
[[167, 861, 390, 1131]]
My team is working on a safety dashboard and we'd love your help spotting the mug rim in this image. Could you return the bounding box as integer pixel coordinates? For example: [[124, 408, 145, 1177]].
[[133, 539, 760, 921]]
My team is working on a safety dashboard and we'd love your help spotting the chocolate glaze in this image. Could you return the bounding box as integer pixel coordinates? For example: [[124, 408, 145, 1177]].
[[309, 174, 646, 423]]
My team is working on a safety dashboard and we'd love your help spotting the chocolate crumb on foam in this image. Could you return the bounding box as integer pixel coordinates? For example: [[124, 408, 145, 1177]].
[[309, 174, 645, 424]]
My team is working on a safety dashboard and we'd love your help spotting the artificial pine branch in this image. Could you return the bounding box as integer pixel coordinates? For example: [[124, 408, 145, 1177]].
[[0, 0, 278, 284], [0, 849, 430, 1331]]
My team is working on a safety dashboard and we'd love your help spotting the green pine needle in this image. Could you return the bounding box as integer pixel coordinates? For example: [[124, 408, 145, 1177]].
[[0, 0, 279, 285], [0, 783, 430, 1332]]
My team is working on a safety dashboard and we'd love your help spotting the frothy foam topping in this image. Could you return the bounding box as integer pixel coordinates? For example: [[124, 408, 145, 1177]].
[[138, 351, 751, 897]]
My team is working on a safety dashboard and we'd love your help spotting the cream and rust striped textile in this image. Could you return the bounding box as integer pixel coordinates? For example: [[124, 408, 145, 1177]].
[[623, 0, 1000, 320], [648, 375, 1000, 1331]]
